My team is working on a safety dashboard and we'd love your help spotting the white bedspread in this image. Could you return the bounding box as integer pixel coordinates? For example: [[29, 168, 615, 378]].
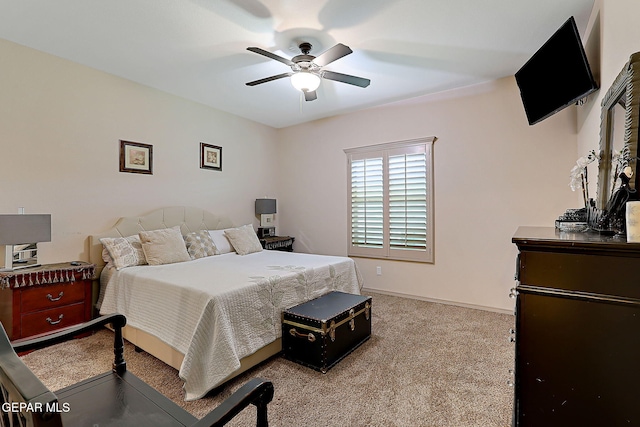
[[99, 250, 362, 400]]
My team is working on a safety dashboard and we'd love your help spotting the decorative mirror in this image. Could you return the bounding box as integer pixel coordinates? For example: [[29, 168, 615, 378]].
[[589, 52, 640, 231]]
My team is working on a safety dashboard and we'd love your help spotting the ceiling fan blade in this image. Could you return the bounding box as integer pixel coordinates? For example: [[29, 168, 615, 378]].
[[313, 43, 353, 67], [304, 90, 317, 101], [322, 70, 370, 88], [247, 47, 294, 66], [246, 72, 292, 86]]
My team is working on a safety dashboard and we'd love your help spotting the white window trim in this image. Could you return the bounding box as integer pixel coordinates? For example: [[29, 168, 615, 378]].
[[344, 136, 435, 263]]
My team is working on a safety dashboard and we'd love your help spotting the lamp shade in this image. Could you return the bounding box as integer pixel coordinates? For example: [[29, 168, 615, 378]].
[[290, 71, 321, 92], [255, 199, 277, 215], [0, 214, 51, 245]]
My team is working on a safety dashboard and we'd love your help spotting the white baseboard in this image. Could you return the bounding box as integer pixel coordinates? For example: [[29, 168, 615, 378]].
[[361, 287, 515, 316]]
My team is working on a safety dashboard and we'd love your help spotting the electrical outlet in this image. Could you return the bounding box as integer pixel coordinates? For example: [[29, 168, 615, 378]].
[[376, 266, 382, 276]]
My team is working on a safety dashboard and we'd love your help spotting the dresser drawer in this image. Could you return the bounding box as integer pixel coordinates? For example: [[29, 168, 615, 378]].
[[20, 303, 86, 337], [519, 251, 640, 300], [20, 282, 86, 313]]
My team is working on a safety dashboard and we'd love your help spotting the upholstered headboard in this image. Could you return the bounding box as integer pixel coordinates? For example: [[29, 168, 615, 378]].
[[89, 206, 234, 277]]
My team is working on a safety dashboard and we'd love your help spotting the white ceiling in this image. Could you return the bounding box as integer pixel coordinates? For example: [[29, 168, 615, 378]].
[[0, 0, 595, 128]]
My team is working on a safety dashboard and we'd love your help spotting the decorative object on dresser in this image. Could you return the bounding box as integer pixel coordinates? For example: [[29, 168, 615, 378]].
[[200, 142, 222, 171], [119, 140, 153, 175], [586, 52, 640, 234], [626, 201, 640, 242], [554, 208, 588, 232], [282, 291, 372, 373], [0, 261, 94, 341], [255, 198, 276, 237], [0, 314, 275, 427], [0, 214, 51, 271], [512, 227, 640, 426], [259, 235, 295, 252]]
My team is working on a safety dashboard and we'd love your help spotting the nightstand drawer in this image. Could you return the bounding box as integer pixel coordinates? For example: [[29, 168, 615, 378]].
[[21, 282, 85, 313], [21, 303, 86, 337]]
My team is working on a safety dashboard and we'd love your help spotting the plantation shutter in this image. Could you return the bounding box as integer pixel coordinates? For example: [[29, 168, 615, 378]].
[[349, 151, 385, 257], [388, 146, 428, 255], [345, 138, 434, 263]]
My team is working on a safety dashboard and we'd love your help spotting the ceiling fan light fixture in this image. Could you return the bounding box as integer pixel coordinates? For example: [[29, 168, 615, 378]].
[[290, 71, 321, 92]]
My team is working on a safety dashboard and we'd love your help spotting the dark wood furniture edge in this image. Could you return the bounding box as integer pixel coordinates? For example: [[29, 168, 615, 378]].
[[56, 371, 198, 426], [193, 378, 274, 427], [3, 314, 275, 427], [0, 325, 58, 411], [513, 226, 640, 256]]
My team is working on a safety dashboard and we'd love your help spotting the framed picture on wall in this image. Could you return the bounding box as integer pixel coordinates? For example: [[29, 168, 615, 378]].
[[120, 140, 153, 174], [200, 143, 222, 171]]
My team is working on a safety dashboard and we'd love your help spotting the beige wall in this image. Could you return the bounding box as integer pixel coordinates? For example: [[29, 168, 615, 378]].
[[578, 0, 640, 199], [0, 38, 279, 263], [1, 30, 588, 312], [276, 77, 578, 312]]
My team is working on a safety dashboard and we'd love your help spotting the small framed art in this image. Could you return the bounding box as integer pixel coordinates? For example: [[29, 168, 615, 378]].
[[200, 143, 222, 171], [120, 140, 153, 174]]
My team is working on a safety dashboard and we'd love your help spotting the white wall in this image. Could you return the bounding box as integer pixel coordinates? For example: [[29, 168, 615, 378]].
[[276, 77, 579, 312], [578, 0, 640, 197], [0, 33, 586, 312], [0, 38, 279, 263]]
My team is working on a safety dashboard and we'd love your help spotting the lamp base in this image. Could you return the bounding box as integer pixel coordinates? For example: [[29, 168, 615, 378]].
[[260, 214, 275, 227], [3, 244, 40, 270]]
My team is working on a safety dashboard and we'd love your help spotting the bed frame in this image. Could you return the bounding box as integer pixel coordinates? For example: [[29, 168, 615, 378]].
[[88, 206, 282, 386]]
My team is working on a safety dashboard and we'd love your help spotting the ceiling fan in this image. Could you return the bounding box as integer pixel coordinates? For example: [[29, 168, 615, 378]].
[[245, 42, 370, 101]]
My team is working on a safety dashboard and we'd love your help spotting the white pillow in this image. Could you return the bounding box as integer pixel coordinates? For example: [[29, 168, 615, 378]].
[[208, 229, 235, 254], [138, 226, 191, 265], [100, 235, 147, 270], [224, 224, 263, 256]]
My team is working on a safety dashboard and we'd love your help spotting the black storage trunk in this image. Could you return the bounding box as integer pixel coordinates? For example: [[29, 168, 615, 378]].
[[281, 291, 372, 373]]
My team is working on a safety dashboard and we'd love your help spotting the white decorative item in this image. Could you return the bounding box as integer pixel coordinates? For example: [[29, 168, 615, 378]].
[[626, 201, 640, 242], [569, 149, 599, 207]]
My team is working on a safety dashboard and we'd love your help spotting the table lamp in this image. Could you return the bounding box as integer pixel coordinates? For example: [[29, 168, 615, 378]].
[[255, 199, 276, 238]]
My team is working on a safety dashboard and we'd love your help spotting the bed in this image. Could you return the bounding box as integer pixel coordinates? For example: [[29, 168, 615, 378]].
[[89, 206, 362, 400]]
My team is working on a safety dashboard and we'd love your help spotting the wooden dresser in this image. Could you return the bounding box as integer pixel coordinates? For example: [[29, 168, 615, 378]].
[[0, 262, 94, 341], [512, 227, 640, 426]]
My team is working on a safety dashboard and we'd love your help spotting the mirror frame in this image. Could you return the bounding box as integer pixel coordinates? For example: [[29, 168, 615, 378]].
[[596, 52, 640, 209]]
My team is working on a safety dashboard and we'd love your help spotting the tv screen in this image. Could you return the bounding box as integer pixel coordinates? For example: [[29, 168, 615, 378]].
[[515, 16, 598, 125]]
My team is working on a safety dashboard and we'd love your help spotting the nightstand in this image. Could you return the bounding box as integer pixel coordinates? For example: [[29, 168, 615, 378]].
[[0, 262, 95, 341], [259, 236, 295, 252]]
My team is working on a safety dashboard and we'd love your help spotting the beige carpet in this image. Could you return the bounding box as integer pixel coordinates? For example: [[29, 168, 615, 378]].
[[21, 292, 514, 426]]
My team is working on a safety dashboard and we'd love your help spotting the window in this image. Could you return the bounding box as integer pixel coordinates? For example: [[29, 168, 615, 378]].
[[345, 137, 435, 263]]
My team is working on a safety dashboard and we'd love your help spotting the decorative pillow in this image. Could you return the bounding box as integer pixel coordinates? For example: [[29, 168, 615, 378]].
[[208, 229, 235, 254], [138, 226, 191, 265], [184, 230, 217, 259], [100, 235, 147, 270], [102, 247, 113, 265], [224, 224, 263, 256]]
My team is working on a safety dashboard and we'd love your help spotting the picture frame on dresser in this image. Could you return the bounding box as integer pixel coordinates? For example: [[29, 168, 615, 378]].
[[119, 140, 153, 175], [200, 143, 222, 171]]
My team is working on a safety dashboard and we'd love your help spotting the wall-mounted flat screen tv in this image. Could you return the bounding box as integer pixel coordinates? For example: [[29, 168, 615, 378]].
[[515, 16, 598, 125]]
